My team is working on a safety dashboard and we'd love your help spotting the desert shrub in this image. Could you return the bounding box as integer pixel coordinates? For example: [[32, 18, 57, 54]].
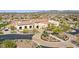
[[3, 40, 16, 48], [23, 29, 29, 33]]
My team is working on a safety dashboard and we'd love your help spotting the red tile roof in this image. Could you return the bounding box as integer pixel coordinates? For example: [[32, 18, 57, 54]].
[[11, 19, 48, 25]]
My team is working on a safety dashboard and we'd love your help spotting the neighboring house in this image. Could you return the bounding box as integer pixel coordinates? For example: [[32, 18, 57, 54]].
[[48, 19, 59, 26], [11, 19, 59, 31]]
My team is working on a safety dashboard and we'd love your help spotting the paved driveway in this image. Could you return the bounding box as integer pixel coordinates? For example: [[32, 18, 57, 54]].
[[0, 34, 34, 40]]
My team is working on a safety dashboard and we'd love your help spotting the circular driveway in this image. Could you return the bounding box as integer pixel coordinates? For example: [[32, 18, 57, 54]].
[[0, 34, 34, 40]]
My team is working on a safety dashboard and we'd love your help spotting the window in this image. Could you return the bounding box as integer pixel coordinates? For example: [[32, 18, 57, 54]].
[[29, 26, 32, 28], [25, 26, 27, 29], [19, 27, 22, 29], [36, 26, 39, 29]]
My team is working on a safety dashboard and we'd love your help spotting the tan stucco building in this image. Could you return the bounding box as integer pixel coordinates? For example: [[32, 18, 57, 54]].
[[11, 19, 48, 31], [11, 18, 59, 31]]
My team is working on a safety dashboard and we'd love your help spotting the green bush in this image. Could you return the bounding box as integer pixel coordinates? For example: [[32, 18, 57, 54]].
[[52, 27, 63, 34], [0, 31, 3, 34], [0, 23, 8, 29], [23, 29, 29, 33], [3, 40, 16, 48], [42, 31, 48, 37]]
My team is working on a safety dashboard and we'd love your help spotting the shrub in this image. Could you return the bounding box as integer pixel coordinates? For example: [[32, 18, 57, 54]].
[[42, 31, 48, 37], [0, 31, 3, 34], [52, 27, 63, 34], [3, 40, 16, 48], [10, 25, 16, 30], [23, 29, 29, 33]]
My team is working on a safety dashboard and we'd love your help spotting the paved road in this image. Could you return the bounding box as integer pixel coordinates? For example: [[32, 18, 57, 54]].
[[50, 34, 77, 48], [32, 33, 65, 48], [0, 34, 34, 40], [32, 33, 77, 48]]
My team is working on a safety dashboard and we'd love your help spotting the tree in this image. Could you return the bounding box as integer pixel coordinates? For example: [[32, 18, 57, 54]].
[[60, 20, 70, 32], [0, 23, 8, 29], [48, 23, 63, 34], [0, 16, 2, 21], [75, 21, 79, 28], [62, 24, 70, 32], [52, 27, 62, 34], [48, 23, 55, 31], [3, 40, 16, 48], [42, 31, 48, 37], [10, 25, 16, 30]]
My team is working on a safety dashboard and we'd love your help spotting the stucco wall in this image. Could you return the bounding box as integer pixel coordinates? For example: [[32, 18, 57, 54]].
[[16, 23, 48, 31]]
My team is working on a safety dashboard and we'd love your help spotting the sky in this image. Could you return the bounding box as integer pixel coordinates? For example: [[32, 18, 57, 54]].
[[0, 10, 48, 13], [0, 0, 79, 10]]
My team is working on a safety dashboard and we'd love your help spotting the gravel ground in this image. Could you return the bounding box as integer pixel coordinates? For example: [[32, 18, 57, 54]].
[[15, 40, 38, 48]]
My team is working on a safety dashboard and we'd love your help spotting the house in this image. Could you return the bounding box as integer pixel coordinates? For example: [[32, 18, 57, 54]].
[[48, 19, 59, 26], [11, 18, 59, 31], [11, 19, 48, 31]]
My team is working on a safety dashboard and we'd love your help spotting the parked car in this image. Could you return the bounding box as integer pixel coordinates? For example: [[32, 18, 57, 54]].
[[4, 28, 9, 31]]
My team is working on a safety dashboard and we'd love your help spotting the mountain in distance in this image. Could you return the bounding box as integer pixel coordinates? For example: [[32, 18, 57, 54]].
[[45, 10, 79, 14], [0, 10, 48, 13], [0, 10, 79, 14]]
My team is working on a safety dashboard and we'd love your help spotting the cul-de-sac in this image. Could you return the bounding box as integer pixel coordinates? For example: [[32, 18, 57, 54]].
[[0, 10, 79, 48]]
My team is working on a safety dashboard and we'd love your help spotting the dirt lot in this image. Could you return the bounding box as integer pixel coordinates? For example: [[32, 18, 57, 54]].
[[15, 40, 38, 48]]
